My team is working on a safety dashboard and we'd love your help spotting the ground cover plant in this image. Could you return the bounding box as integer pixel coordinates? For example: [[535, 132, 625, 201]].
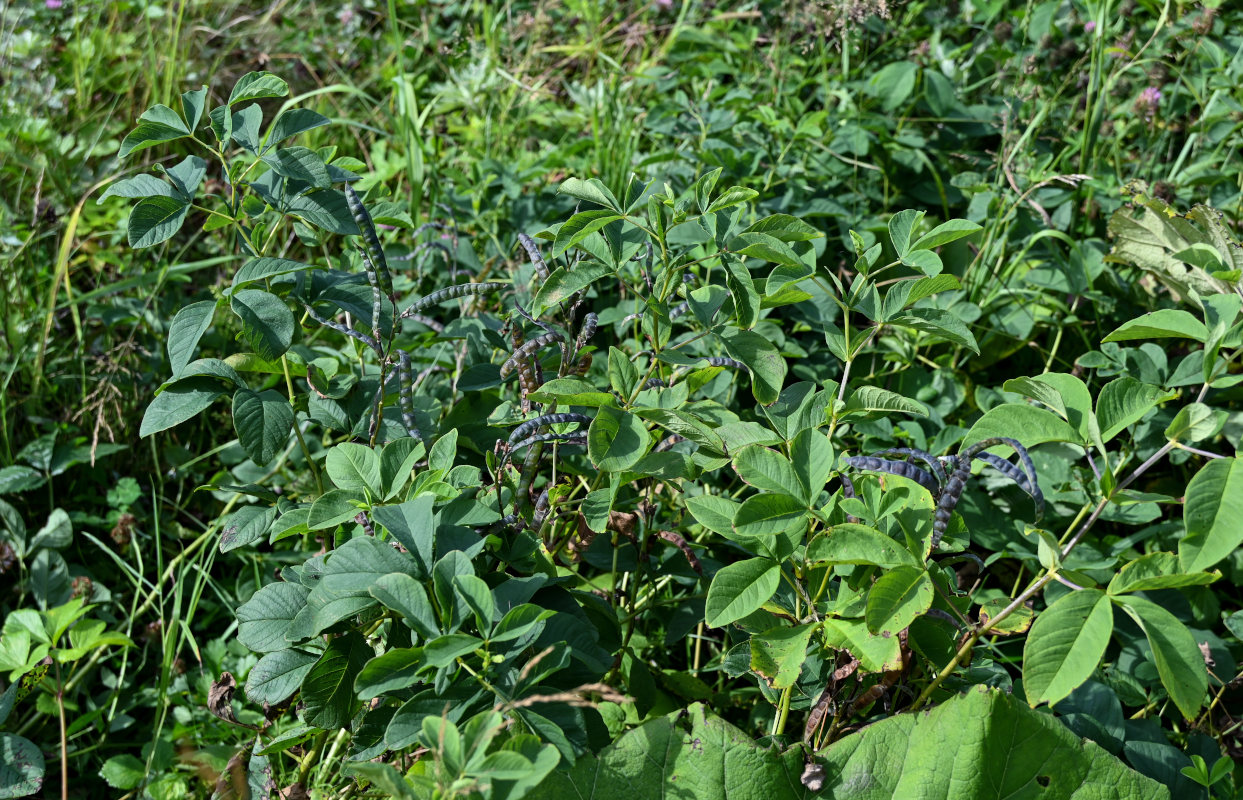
[[1, 1, 1242, 798]]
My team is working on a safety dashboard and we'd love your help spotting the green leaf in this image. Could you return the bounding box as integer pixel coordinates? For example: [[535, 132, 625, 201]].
[[180, 86, 207, 131], [707, 185, 758, 212], [588, 406, 650, 472], [963, 403, 1084, 451], [721, 330, 787, 404], [870, 61, 919, 112], [730, 232, 805, 268], [218, 504, 276, 553], [230, 289, 295, 361], [370, 573, 439, 640], [372, 495, 435, 575], [635, 408, 725, 455], [1108, 552, 1217, 594], [28, 508, 71, 552], [244, 648, 319, 705], [1023, 589, 1113, 708], [750, 624, 817, 690], [888, 209, 924, 256], [910, 219, 982, 251], [127, 196, 190, 249], [355, 648, 425, 699], [301, 631, 370, 730], [229, 71, 289, 104], [790, 428, 835, 501], [262, 146, 331, 188], [1103, 309, 1208, 343], [732, 493, 807, 540], [820, 617, 903, 672], [166, 300, 216, 376], [424, 634, 482, 668], [844, 385, 929, 417], [231, 257, 319, 292], [732, 446, 806, 505], [232, 389, 294, 467], [552, 210, 623, 257], [742, 214, 822, 243], [1095, 377, 1174, 444], [1179, 457, 1243, 572], [236, 581, 311, 652], [98, 174, 176, 203], [307, 489, 367, 530], [531, 260, 613, 317], [900, 248, 943, 277], [263, 108, 330, 151], [140, 377, 226, 437], [118, 104, 190, 157], [892, 308, 979, 354], [100, 754, 146, 790], [1113, 595, 1207, 720], [325, 443, 383, 495], [704, 557, 780, 628], [528, 377, 618, 408], [0, 733, 45, 797], [685, 495, 740, 537], [341, 763, 418, 800], [865, 565, 933, 634], [558, 177, 620, 211], [428, 429, 458, 474], [1164, 402, 1222, 444], [0, 466, 43, 495], [380, 438, 425, 500], [806, 524, 919, 568]]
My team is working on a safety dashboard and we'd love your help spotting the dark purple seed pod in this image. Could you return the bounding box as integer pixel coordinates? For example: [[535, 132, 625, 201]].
[[396, 350, 422, 441], [654, 433, 685, 452], [532, 489, 552, 529], [344, 184, 394, 299], [972, 452, 1045, 521], [500, 332, 565, 378], [704, 356, 746, 370], [656, 530, 702, 574], [355, 512, 376, 537], [842, 455, 939, 494], [644, 378, 668, 389], [509, 431, 587, 453], [509, 413, 592, 447], [301, 302, 382, 355], [931, 463, 972, 549], [575, 312, 598, 351], [669, 301, 690, 320], [871, 448, 948, 489], [402, 282, 507, 317], [518, 233, 550, 282]]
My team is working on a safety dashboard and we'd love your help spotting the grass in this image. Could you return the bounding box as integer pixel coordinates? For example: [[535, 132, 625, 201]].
[[1, 0, 1242, 797]]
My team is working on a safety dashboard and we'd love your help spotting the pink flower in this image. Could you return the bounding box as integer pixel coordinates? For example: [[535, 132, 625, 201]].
[[1084, 21, 1096, 33], [46, 0, 63, 7], [1135, 86, 1162, 120]]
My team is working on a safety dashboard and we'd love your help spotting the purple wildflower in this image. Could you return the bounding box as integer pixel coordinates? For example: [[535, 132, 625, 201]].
[[1084, 21, 1096, 34], [1135, 86, 1162, 120], [46, 0, 63, 7]]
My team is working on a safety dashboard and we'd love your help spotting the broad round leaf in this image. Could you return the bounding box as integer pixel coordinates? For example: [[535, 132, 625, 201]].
[[865, 565, 934, 634], [232, 389, 294, 467], [1179, 457, 1243, 573], [705, 557, 780, 628], [230, 289, 295, 361], [588, 406, 650, 472], [1023, 589, 1113, 708]]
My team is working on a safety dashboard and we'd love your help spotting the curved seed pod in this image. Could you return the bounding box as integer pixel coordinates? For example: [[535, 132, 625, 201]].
[[932, 458, 973, 550], [963, 437, 1040, 501], [358, 247, 385, 339], [669, 301, 690, 320], [656, 530, 702, 574], [654, 433, 685, 453], [575, 312, 598, 351], [804, 686, 835, 744], [403, 282, 507, 317], [842, 456, 939, 494], [871, 448, 948, 489], [396, 350, 422, 441], [705, 356, 746, 370], [573, 353, 592, 376], [513, 440, 544, 516], [509, 431, 587, 453], [532, 489, 552, 529], [972, 452, 1045, 522], [509, 413, 592, 447], [301, 302, 382, 355], [344, 184, 394, 299], [622, 311, 645, 324], [518, 233, 549, 282], [644, 378, 668, 389], [500, 332, 565, 378], [839, 474, 859, 524], [354, 512, 376, 537]]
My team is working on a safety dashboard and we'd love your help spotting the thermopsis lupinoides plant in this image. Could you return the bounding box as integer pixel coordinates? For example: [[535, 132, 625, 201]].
[[99, 71, 1243, 797]]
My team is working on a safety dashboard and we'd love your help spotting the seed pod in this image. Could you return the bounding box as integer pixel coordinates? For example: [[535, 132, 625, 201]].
[[573, 353, 592, 376], [964, 437, 1039, 498], [532, 489, 552, 529], [972, 451, 1045, 521], [500, 332, 565, 378], [358, 246, 385, 339], [575, 312, 598, 351], [513, 440, 544, 516], [301, 302, 382, 355], [670, 301, 690, 320], [654, 433, 685, 452], [655, 530, 702, 574], [704, 356, 746, 370], [344, 184, 394, 299], [396, 350, 422, 441], [871, 448, 948, 490], [354, 512, 376, 537], [402, 282, 507, 317], [509, 413, 592, 447], [518, 233, 549, 282], [842, 455, 939, 494], [932, 459, 973, 549]]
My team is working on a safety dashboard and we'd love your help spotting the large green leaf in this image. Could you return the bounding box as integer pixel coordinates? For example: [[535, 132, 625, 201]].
[[218, 504, 276, 553], [721, 330, 787, 404], [732, 446, 806, 504], [140, 377, 226, 437], [531, 260, 613, 317], [1107, 552, 1218, 594], [128, 195, 190, 248], [245, 648, 319, 705], [118, 104, 190, 157], [230, 289, 295, 361], [236, 582, 311, 653], [750, 624, 817, 690], [891, 308, 979, 354], [325, 443, 383, 495], [819, 687, 1168, 799], [1178, 457, 1243, 572], [865, 565, 933, 635], [732, 493, 808, 539], [231, 257, 319, 292], [1023, 589, 1113, 708], [704, 557, 780, 628], [232, 389, 294, 467], [1113, 596, 1207, 720], [166, 300, 217, 375], [963, 403, 1084, 450], [369, 573, 439, 640], [806, 524, 919, 569], [819, 617, 902, 672], [371, 495, 435, 576], [588, 406, 650, 472], [1102, 309, 1208, 343], [0, 733, 45, 798], [1094, 377, 1174, 443], [301, 632, 371, 730], [229, 71, 289, 104]]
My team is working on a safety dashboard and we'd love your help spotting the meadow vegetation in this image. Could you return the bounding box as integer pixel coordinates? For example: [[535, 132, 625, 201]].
[[1, 1, 1242, 798]]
